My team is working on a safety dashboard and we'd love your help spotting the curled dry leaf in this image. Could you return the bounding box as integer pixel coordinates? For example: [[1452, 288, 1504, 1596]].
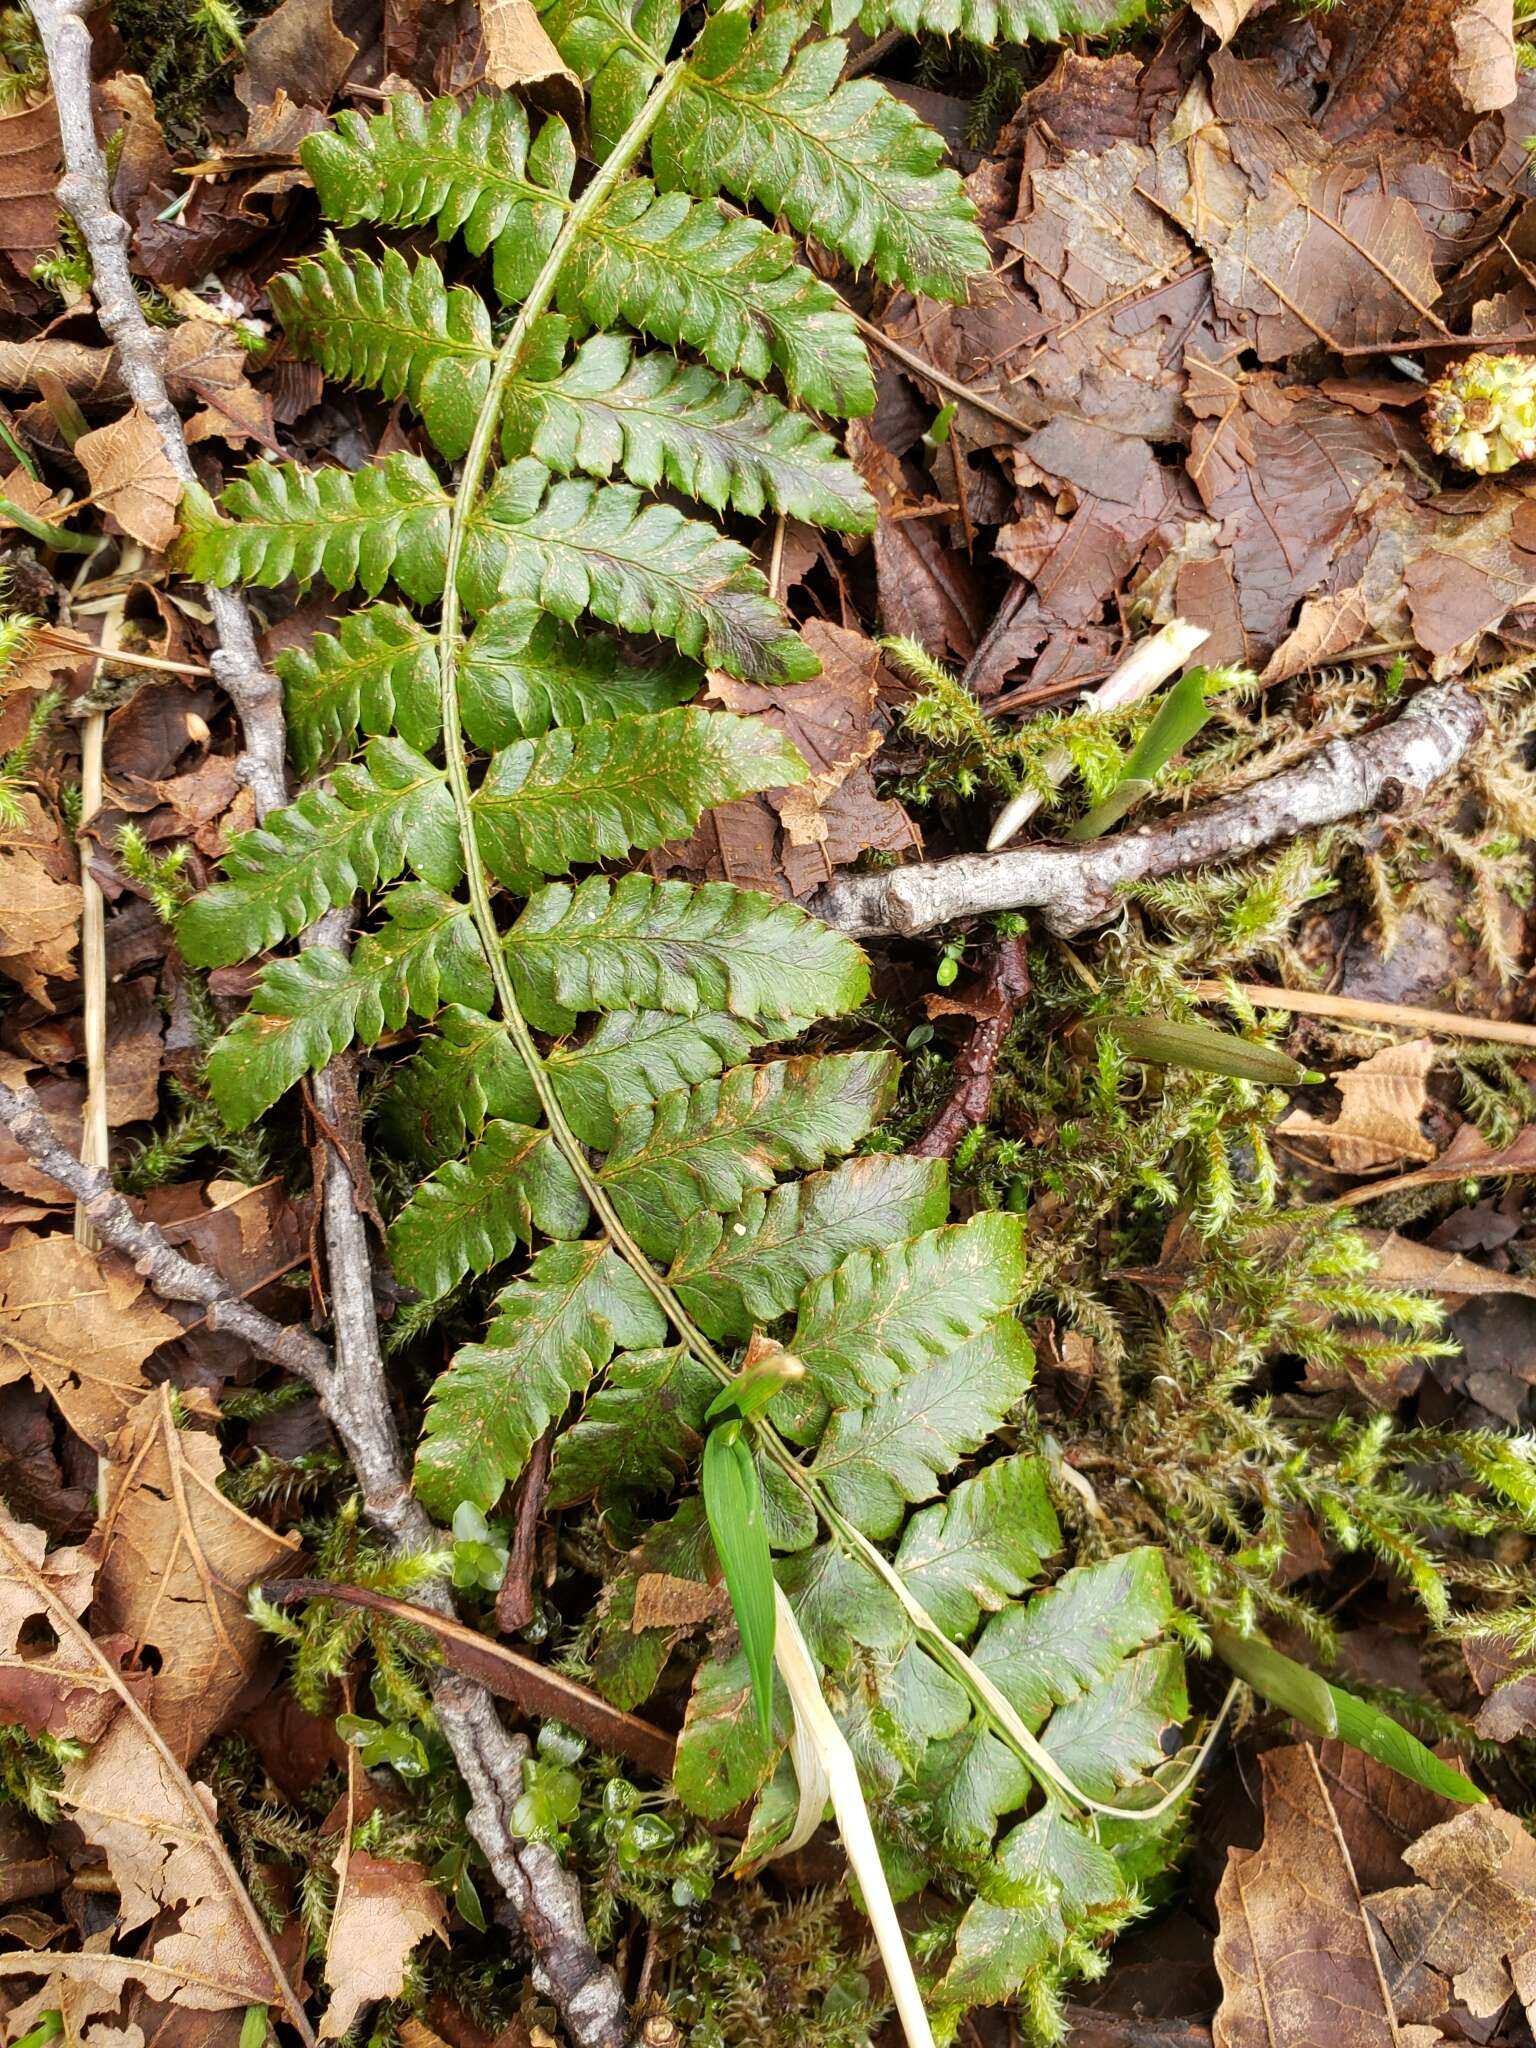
[[1357, 1226, 1536, 1302], [0, 91, 61, 286], [1278, 1037, 1440, 1174], [76, 404, 182, 552], [0, 1228, 181, 1451], [0, 793, 83, 1006], [96, 1386, 301, 1764], [320, 1850, 446, 2040], [479, 0, 583, 131], [0, 1515, 119, 1742]]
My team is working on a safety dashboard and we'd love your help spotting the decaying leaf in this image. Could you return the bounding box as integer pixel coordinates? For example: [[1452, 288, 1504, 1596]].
[[0, 1230, 181, 1451], [320, 1849, 446, 2040], [0, 1515, 293, 2029], [0, 794, 82, 1006], [76, 405, 182, 552], [1357, 1227, 1536, 1302], [0, 92, 60, 286], [479, 0, 583, 129], [1368, 1804, 1536, 2030], [0, 1514, 119, 1742], [1279, 1037, 1439, 1174], [1212, 1744, 1426, 2048], [1191, 0, 1264, 39], [95, 1387, 301, 1764], [235, 0, 358, 110]]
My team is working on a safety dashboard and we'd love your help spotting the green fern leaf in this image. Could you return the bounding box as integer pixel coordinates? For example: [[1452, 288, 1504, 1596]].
[[505, 322, 874, 529], [547, 1344, 718, 1514], [809, 1317, 1035, 1539], [938, 1809, 1127, 2011], [596, 1051, 899, 1259], [300, 94, 574, 302], [415, 1238, 666, 1518], [461, 459, 816, 682], [389, 1119, 590, 1300], [470, 707, 806, 888], [567, 182, 874, 416], [537, 0, 679, 158], [843, 0, 1149, 39], [973, 1548, 1174, 1726], [458, 601, 698, 752], [207, 887, 490, 1129], [278, 605, 442, 773], [177, 738, 459, 967], [179, 458, 450, 601], [504, 873, 870, 1033], [1042, 1643, 1187, 1801], [380, 1005, 779, 1167], [775, 1212, 1030, 1434], [271, 241, 495, 463], [656, 11, 987, 301], [667, 1153, 949, 1340], [894, 1455, 1061, 1641]]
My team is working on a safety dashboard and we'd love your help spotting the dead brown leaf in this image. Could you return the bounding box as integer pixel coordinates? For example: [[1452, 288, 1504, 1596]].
[[0, 1513, 299, 2031], [1356, 1227, 1536, 1301], [0, 93, 61, 285], [0, 1230, 181, 1451], [167, 321, 277, 450], [1279, 1037, 1439, 1174], [320, 1851, 445, 2040], [1192, 0, 1264, 38], [1368, 1804, 1536, 2030], [1324, 0, 1518, 144], [1336, 1119, 1536, 1206], [632, 1572, 724, 1631], [479, 0, 583, 128], [76, 406, 182, 553], [848, 421, 981, 662], [0, 1515, 121, 1743], [236, 0, 358, 108], [1213, 1744, 1431, 2048], [96, 1387, 300, 1765], [1463, 1637, 1536, 1743]]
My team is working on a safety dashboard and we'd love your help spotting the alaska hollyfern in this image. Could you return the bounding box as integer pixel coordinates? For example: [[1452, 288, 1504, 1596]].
[[169, 0, 1262, 2034]]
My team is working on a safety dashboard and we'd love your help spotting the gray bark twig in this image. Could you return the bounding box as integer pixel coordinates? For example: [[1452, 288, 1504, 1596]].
[[28, 0, 288, 820], [816, 681, 1487, 937], [25, 10, 635, 2038]]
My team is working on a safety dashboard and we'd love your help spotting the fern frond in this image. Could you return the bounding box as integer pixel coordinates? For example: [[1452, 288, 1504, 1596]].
[[503, 874, 870, 1032], [270, 240, 494, 462], [469, 707, 804, 888], [458, 602, 699, 750], [505, 322, 875, 529], [178, 738, 459, 966], [843, 0, 1149, 43], [207, 887, 491, 1128], [595, 1051, 899, 1258], [668, 1152, 950, 1340], [278, 604, 442, 772], [301, 94, 574, 302], [462, 460, 816, 680], [538, 0, 680, 158], [569, 181, 874, 416], [179, 456, 450, 601], [655, 9, 987, 300], [390, 1119, 589, 1300], [416, 1238, 667, 1518]]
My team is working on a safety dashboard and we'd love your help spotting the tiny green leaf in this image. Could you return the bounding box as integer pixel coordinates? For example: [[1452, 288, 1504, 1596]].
[[702, 1424, 776, 1740]]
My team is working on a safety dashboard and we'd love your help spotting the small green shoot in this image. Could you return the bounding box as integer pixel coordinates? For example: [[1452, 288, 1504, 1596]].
[[1067, 666, 1218, 839]]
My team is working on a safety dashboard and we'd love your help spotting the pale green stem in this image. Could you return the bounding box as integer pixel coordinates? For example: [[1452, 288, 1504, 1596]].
[[431, 52, 1219, 1831]]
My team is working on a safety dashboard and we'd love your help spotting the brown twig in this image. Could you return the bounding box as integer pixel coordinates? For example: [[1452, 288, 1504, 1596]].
[[497, 1428, 554, 1636], [816, 681, 1487, 937], [911, 937, 1031, 1160], [1195, 980, 1536, 1051], [0, 1078, 335, 1382], [263, 1579, 678, 1782], [28, 0, 288, 819]]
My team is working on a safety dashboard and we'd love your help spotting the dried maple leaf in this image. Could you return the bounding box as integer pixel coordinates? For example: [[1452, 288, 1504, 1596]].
[[320, 1849, 445, 2040], [95, 1386, 300, 1765], [0, 1230, 181, 1451], [76, 405, 182, 553], [1213, 1744, 1431, 2048], [1368, 1805, 1536, 2029], [1279, 1037, 1440, 1174]]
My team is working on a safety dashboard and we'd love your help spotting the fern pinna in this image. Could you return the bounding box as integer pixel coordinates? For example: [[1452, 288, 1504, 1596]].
[[175, 0, 1218, 2031]]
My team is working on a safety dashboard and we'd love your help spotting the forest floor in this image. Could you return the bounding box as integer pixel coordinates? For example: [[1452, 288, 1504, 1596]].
[[5, 1, 1536, 2045]]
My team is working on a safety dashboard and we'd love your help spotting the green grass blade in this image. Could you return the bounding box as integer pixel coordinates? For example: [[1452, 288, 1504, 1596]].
[[702, 1423, 776, 1739]]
